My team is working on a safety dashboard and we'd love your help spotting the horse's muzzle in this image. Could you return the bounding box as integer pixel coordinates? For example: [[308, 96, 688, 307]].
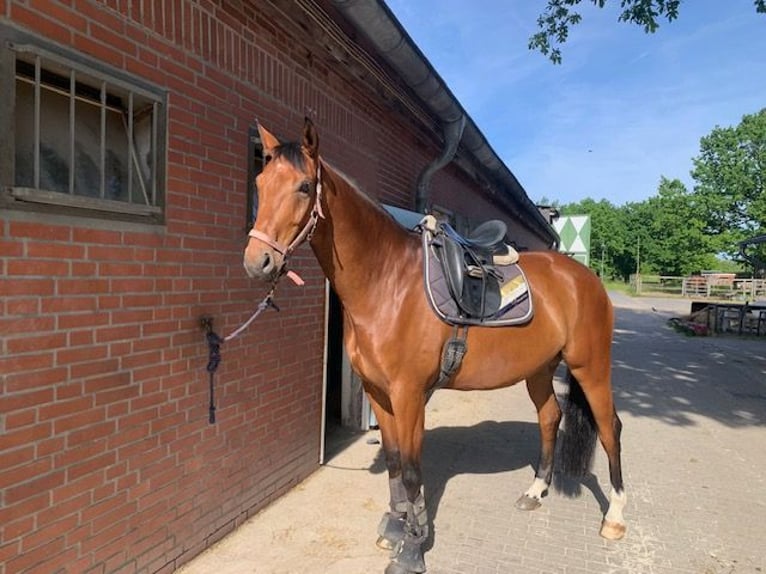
[[243, 244, 282, 282]]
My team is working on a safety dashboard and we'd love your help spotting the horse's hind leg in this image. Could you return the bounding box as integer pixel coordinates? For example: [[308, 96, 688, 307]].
[[516, 359, 562, 511], [567, 364, 626, 540]]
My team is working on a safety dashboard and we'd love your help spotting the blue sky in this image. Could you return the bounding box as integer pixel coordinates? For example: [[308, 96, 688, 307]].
[[384, 0, 766, 206]]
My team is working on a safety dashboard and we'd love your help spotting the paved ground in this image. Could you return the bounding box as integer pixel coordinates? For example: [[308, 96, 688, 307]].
[[178, 294, 766, 574]]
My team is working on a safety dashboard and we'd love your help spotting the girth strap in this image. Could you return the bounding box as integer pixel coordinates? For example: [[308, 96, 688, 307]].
[[428, 325, 468, 401]]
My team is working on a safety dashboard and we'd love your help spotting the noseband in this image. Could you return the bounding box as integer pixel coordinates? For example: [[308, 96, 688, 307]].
[[248, 162, 325, 285]]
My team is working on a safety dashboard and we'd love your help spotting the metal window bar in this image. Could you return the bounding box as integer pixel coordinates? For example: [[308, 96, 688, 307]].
[[121, 105, 151, 206], [127, 92, 133, 204], [100, 80, 106, 199], [69, 69, 75, 194], [151, 101, 158, 206], [33, 55, 40, 190]]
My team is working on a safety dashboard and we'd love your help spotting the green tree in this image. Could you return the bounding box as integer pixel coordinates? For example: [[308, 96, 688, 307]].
[[639, 177, 716, 275], [559, 180, 717, 279], [530, 0, 766, 63], [691, 108, 766, 258]]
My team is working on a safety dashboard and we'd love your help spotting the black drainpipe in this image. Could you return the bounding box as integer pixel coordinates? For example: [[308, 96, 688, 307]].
[[415, 116, 466, 213]]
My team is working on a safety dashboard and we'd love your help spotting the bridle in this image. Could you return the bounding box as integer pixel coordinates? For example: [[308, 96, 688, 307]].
[[247, 161, 325, 286]]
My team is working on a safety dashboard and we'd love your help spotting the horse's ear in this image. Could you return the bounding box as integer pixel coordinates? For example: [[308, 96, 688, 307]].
[[257, 121, 280, 155], [302, 116, 319, 160]]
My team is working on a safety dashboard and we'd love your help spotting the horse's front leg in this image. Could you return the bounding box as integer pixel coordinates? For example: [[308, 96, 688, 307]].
[[367, 395, 408, 551], [385, 390, 428, 574], [516, 367, 561, 511]]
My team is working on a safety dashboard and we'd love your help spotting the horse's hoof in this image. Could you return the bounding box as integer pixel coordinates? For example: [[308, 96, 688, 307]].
[[385, 562, 424, 574], [376, 535, 395, 551], [600, 519, 627, 540], [515, 494, 542, 511]]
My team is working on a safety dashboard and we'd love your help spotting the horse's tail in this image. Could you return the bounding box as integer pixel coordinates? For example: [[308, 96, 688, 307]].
[[559, 369, 598, 476]]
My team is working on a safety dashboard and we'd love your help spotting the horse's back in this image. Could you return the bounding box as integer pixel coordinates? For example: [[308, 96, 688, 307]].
[[520, 249, 611, 306]]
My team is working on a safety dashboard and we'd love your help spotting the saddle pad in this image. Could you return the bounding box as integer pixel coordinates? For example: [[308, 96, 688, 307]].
[[423, 242, 534, 327]]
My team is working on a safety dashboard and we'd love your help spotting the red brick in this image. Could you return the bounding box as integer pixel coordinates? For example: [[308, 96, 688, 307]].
[[70, 358, 120, 379], [6, 469, 65, 505], [85, 370, 133, 396], [71, 228, 122, 244], [0, 423, 53, 453], [0, 446, 36, 475], [36, 436, 66, 458], [7, 332, 67, 354], [37, 491, 91, 526], [54, 407, 107, 434], [95, 324, 142, 343], [0, 457, 52, 491], [21, 515, 79, 552], [4, 408, 37, 430], [73, 32, 124, 67], [89, 21, 136, 58], [5, 535, 65, 573], [0, 387, 54, 414], [27, 0, 88, 32], [39, 396, 94, 422], [57, 312, 111, 330], [51, 472, 103, 505], [67, 421, 116, 447], [97, 262, 144, 276], [108, 278, 155, 293], [80, 519, 128, 555], [57, 278, 110, 295], [7, 258, 69, 276], [71, 261, 97, 276], [26, 242, 85, 259], [67, 451, 117, 481], [24, 547, 81, 574], [9, 221, 70, 241], [0, 238, 24, 256], [0, 278, 55, 296], [56, 345, 109, 366], [5, 298, 40, 315], [2, 516, 35, 543]]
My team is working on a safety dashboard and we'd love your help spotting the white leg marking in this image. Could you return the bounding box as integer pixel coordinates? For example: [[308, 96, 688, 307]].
[[604, 488, 627, 524], [524, 477, 549, 500]]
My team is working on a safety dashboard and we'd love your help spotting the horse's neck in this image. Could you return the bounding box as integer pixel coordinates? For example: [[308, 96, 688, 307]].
[[310, 166, 415, 308]]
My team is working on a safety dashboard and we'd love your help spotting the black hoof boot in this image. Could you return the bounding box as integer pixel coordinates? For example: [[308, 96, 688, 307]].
[[384, 562, 415, 574], [387, 535, 427, 573], [377, 512, 406, 550]]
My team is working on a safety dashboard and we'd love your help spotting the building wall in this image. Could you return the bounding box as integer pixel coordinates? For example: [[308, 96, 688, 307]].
[[0, 1, 543, 573]]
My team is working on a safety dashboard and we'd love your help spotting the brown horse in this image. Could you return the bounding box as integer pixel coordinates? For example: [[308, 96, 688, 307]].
[[243, 118, 626, 574]]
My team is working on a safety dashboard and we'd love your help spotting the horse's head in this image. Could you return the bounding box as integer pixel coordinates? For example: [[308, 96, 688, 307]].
[[243, 117, 322, 282]]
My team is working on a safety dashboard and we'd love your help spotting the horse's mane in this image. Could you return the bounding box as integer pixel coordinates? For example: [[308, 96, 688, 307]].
[[273, 140, 414, 236], [322, 159, 414, 234]]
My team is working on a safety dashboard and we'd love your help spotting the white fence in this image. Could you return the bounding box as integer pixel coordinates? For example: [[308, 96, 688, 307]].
[[630, 274, 766, 300]]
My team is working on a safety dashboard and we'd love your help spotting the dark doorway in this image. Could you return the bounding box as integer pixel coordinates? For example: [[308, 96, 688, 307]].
[[324, 288, 348, 460]]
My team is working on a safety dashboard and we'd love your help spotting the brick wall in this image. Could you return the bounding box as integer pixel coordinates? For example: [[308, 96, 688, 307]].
[[0, 1, 541, 573]]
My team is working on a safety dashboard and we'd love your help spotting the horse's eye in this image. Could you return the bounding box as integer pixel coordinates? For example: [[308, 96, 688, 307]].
[[298, 181, 311, 195]]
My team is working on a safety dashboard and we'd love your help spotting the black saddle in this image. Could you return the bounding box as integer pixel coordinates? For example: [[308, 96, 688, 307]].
[[432, 220, 509, 319]]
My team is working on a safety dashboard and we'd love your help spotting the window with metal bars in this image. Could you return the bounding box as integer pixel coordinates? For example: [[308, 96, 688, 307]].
[[0, 25, 167, 222]]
